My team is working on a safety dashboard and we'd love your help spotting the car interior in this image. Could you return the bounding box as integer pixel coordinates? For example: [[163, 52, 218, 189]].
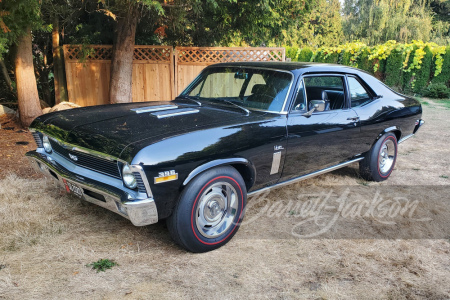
[[304, 76, 346, 111]]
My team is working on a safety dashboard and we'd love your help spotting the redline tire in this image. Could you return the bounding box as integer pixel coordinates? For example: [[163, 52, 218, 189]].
[[167, 166, 247, 253], [360, 133, 398, 182]]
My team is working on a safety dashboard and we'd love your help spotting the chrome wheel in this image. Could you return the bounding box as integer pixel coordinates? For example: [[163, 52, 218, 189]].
[[379, 139, 396, 174], [195, 182, 239, 238]]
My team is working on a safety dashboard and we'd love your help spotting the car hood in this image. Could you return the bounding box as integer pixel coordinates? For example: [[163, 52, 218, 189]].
[[30, 101, 258, 161]]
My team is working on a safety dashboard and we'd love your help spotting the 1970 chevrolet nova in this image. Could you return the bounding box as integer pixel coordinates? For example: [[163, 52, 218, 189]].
[[26, 62, 424, 252]]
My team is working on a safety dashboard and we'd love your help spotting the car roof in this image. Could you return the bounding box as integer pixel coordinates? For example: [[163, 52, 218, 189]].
[[210, 61, 367, 75]]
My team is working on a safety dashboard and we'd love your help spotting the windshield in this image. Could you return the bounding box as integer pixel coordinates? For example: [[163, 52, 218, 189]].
[[181, 67, 293, 112]]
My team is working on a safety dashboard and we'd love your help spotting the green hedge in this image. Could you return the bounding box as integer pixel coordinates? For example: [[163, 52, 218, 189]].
[[356, 48, 372, 74], [285, 42, 450, 96], [384, 49, 403, 89], [413, 46, 433, 93], [340, 51, 351, 66], [401, 46, 417, 94], [431, 46, 450, 86]]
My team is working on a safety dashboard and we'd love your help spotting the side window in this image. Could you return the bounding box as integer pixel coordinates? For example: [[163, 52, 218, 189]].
[[303, 76, 346, 111], [347, 77, 372, 107], [291, 80, 306, 111]]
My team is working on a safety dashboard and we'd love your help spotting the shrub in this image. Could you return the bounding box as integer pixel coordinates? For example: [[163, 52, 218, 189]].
[[402, 45, 417, 93], [286, 46, 299, 61], [423, 83, 450, 98], [314, 51, 325, 62], [324, 51, 339, 63], [384, 49, 403, 89], [298, 47, 313, 62], [357, 48, 372, 73], [431, 46, 450, 86], [413, 46, 433, 94], [340, 51, 351, 66]]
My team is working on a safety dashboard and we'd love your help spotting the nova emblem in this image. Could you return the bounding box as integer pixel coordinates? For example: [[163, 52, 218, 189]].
[[274, 145, 284, 151], [69, 153, 78, 161]]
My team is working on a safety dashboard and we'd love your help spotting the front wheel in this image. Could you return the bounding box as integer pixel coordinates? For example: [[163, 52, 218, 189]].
[[167, 166, 247, 253], [359, 133, 398, 182]]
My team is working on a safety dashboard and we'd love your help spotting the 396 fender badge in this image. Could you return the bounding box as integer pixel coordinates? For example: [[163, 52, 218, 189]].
[[155, 170, 178, 184]]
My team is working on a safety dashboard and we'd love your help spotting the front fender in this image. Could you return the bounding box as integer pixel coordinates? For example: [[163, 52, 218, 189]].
[[183, 158, 256, 188]]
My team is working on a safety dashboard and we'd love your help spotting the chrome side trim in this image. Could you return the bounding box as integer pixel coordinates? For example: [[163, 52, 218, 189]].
[[398, 134, 414, 144], [248, 157, 364, 196], [131, 105, 178, 114], [152, 108, 200, 119], [270, 151, 282, 175]]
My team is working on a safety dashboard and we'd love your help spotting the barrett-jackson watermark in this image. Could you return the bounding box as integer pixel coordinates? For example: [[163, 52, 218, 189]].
[[243, 188, 435, 238]]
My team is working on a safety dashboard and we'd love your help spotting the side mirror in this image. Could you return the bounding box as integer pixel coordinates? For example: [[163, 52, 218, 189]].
[[309, 100, 326, 112], [302, 100, 326, 117]]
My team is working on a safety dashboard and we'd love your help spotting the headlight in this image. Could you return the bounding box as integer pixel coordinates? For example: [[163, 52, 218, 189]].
[[122, 164, 137, 189], [42, 135, 52, 153]]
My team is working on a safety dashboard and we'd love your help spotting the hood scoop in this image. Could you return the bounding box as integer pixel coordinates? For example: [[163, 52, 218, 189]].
[[131, 105, 178, 114], [151, 108, 200, 119]]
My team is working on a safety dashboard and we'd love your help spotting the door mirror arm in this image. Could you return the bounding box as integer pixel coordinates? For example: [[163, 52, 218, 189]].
[[302, 106, 317, 118], [302, 100, 326, 118]]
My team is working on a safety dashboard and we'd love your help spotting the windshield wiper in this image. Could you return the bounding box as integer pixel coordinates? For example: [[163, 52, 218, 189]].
[[176, 95, 202, 106], [214, 99, 250, 116]]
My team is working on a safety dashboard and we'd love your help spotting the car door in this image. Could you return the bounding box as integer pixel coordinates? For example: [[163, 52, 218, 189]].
[[280, 74, 362, 181]]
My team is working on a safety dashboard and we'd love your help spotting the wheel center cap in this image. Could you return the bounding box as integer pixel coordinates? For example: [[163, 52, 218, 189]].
[[204, 197, 225, 222], [209, 201, 221, 217]]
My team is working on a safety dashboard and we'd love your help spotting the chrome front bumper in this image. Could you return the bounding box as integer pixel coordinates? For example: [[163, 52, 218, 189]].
[[26, 150, 158, 226]]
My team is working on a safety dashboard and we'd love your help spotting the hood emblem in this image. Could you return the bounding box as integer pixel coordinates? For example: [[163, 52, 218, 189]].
[[69, 153, 78, 161]]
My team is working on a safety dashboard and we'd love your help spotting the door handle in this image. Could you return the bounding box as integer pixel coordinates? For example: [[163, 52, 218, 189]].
[[347, 117, 360, 122]]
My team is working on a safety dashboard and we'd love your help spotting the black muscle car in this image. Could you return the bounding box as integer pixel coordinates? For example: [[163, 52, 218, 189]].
[[26, 62, 424, 252]]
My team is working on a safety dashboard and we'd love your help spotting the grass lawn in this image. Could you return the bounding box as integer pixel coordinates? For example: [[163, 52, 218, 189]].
[[0, 99, 449, 299]]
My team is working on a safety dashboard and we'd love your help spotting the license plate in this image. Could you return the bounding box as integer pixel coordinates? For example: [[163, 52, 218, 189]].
[[63, 179, 84, 199]]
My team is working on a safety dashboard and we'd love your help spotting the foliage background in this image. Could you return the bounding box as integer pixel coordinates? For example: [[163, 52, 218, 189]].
[[1, 0, 450, 106], [286, 40, 450, 96]]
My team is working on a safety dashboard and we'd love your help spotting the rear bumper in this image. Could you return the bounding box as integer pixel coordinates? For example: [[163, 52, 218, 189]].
[[26, 150, 158, 226]]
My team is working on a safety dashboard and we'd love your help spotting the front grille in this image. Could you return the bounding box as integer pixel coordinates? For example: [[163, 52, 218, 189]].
[[49, 139, 121, 179], [32, 132, 43, 148], [134, 172, 147, 194]]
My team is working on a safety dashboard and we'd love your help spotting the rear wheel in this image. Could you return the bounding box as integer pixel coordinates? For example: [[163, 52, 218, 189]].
[[359, 133, 398, 181], [167, 166, 247, 253]]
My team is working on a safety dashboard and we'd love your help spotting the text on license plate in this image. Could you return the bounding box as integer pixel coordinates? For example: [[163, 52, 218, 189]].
[[63, 179, 84, 198]]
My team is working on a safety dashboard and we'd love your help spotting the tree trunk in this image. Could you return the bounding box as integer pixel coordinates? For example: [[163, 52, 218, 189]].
[[15, 27, 42, 127], [52, 18, 68, 104], [109, 5, 139, 104], [0, 59, 15, 95]]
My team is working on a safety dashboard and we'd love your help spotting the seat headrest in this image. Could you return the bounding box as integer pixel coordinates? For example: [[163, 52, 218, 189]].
[[321, 90, 329, 101], [251, 84, 268, 94]]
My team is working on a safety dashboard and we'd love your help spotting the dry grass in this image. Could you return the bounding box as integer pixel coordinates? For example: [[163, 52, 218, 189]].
[[0, 102, 449, 299]]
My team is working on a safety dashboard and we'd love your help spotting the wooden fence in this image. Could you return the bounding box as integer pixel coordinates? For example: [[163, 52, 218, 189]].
[[63, 45, 285, 106]]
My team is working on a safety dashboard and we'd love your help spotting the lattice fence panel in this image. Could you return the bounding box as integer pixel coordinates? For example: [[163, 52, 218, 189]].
[[133, 47, 172, 61], [64, 45, 172, 61], [176, 47, 285, 64], [64, 45, 113, 60]]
